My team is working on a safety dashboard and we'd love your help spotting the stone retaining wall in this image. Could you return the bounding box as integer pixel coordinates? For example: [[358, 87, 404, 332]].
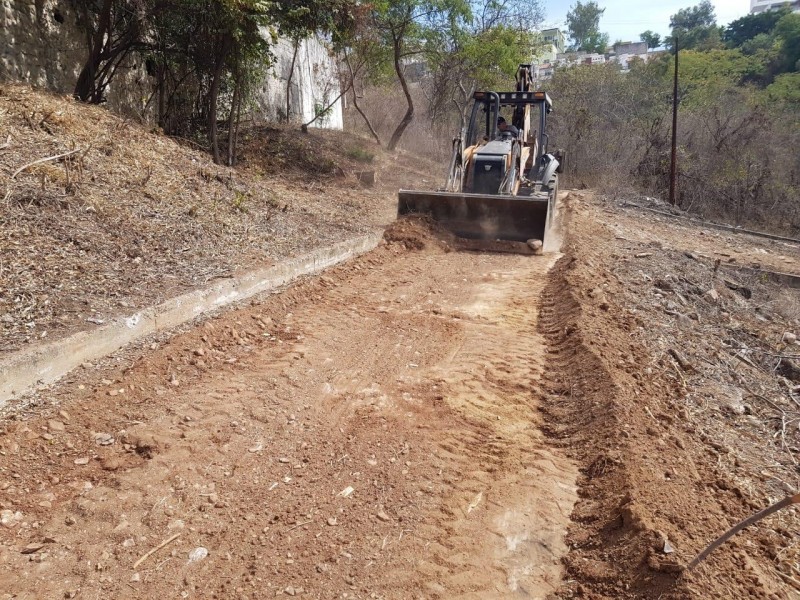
[[0, 0, 342, 128]]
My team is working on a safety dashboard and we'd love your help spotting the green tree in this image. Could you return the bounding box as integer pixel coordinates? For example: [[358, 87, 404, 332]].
[[667, 1, 723, 52], [640, 30, 662, 49], [566, 1, 606, 52], [775, 12, 800, 72], [723, 6, 791, 48], [767, 72, 800, 104], [677, 48, 767, 105], [369, 0, 471, 151], [424, 0, 542, 129], [584, 30, 609, 53]]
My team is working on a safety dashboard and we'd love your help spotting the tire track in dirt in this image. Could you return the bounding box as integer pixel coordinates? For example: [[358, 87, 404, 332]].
[[0, 225, 576, 599], [535, 238, 695, 599], [533, 198, 787, 599]]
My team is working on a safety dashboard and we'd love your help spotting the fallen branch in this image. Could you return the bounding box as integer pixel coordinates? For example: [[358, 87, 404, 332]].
[[10, 148, 82, 180], [668, 348, 694, 372], [132, 532, 181, 569], [286, 519, 313, 532], [686, 492, 800, 571], [4, 148, 83, 204]]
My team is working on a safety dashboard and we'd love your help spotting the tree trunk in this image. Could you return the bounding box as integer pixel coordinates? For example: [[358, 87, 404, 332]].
[[74, 0, 112, 102], [285, 37, 300, 123], [387, 37, 414, 151], [344, 52, 380, 145], [227, 75, 240, 166], [353, 91, 381, 146], [208, 46, 227, 164]]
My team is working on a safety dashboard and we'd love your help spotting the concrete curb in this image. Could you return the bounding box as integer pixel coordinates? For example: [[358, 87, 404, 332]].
[[621, 202, 800, 245], [0, 231, 384, 407], [720, 264, 800, 289]]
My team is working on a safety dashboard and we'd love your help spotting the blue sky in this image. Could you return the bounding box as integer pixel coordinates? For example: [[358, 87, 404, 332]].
[[543, 1, 752, 44]]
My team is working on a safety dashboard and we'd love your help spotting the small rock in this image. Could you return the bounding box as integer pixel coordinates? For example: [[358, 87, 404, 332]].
[[278, 457, 290, 463], [112, 520, 129, 532], [101, 456, 123, 471], [663, 539, 675, 554], [21, 542, 45, 555], [784, 332, 797, 345], [130, 573, 141, 582], [376, 511, 391, 522], [327, 517, 338, 526], [64, 516, 76, 526], [284, 586, 296, 596], [248, 443, 263, 453], [526, 239, 543, 253], [1, 510, 23, 528], [725, 402, 746, 416], [73, 457, 90, 465], [94, 433, 114, 446], [194, 348, 205, 357], [338, 486, 354, 498], [635, 252, 653, 258], [356, 170, 377, 186], [188, 547, 209, 563], [704, 289, 720, 302], [47, 420, 65, 432], [58, 410, 71, 421]]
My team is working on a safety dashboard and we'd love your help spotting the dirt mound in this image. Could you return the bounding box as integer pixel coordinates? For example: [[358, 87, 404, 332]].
[[383, 215, 454, 252], [540, 192, 800, 599]]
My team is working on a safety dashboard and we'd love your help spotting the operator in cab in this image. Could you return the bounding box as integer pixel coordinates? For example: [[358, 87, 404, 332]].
[[497, 116, 519, 138]]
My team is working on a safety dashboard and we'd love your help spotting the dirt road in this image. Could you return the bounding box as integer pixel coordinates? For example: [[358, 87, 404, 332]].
[[0, 221, 577, 599]]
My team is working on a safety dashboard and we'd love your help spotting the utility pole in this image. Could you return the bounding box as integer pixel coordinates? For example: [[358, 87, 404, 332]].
[[669, 35, 679, 206]]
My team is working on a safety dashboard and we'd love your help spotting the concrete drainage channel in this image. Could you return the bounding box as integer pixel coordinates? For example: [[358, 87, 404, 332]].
[[0, 231, 384, 408]]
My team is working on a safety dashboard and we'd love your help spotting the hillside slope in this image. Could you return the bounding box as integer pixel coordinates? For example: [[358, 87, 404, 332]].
[[0, 85, 438, 353]]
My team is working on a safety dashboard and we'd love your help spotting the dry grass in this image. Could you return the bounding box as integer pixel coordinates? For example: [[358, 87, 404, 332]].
[[0, 84, 439, 352]]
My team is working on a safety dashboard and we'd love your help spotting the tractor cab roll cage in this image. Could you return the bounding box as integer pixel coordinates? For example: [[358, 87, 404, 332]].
[[464, 64, 553, 167]]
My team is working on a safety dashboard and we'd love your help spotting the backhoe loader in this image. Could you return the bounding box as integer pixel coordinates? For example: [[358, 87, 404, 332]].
[[397, 64, 562, 253]]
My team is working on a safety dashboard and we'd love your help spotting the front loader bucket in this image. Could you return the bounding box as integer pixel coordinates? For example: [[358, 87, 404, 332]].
[[397, 190, 552, 253]]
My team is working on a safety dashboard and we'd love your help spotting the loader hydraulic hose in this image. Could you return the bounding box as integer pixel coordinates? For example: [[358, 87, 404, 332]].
[[444, 138, 463, 192], [499, 141, 521, 195]]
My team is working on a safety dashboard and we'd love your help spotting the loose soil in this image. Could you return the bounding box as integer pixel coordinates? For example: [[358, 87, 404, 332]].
[[0, 219, 577, 599], [4, 86, 800, 598]]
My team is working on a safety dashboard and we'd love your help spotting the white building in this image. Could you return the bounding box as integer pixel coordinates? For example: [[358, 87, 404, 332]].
[[750, 0, 800, 13], [583, 53, 606, 65]]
